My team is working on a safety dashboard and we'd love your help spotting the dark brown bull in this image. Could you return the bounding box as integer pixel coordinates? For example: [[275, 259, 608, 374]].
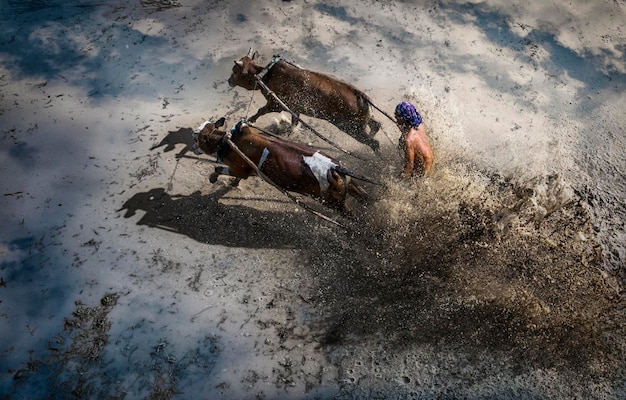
[[227, 50, 382, 151], [192, 118, 370, 212]]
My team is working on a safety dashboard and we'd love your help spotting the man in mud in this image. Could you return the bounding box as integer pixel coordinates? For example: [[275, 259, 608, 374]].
[[395, 101, 433, 177]]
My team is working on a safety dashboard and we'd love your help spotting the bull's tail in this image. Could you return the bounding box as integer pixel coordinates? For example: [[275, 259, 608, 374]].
[[334, 165, 380, 186], [356, 91, 397, 124], [356, 91, 398, 147], [368, 99, 398, 124]]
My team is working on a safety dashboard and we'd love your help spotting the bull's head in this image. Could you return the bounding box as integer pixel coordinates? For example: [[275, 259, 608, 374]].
[[227, 48, 261, 90], [192, 117, 226, 155]]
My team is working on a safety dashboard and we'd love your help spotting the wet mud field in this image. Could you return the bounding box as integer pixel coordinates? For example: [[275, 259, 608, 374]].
[[1, 0, 626, 399]]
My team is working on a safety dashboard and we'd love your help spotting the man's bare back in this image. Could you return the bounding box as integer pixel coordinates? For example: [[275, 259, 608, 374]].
[[395, 102, 433, 177]]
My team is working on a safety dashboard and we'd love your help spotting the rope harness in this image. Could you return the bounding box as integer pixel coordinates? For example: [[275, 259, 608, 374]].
[[214, 124, 237, 162], [256, 55, 283, 79], [191, 55, 398, 228], [249, 67, 368, 161], [247, 55, 397, 152]]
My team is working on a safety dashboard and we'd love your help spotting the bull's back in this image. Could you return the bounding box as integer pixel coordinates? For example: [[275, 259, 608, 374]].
[[267, 63, 369, 121], [263, 141, 322, 194], [233, 132, 322, 196]]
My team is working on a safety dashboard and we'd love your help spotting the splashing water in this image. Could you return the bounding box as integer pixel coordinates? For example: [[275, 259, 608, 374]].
[[299, 84, 618, 376]]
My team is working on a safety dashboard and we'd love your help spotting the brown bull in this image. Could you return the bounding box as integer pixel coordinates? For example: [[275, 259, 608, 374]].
[[192, 118, 370, 212], [227, 50, 382, 151]]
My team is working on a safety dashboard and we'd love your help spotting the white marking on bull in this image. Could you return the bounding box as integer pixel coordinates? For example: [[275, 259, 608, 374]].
[[195, 120, 211, 133], [258, 148, 270, 170], [303, 151, 338, 192]]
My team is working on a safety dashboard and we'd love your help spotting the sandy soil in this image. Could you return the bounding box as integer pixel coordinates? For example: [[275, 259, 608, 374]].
[[1, 0, 626, 399]]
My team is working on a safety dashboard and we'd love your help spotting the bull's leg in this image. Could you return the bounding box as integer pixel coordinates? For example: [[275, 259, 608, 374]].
[[289, 111, 301, 129], [208, 167, 224, 183], [338, 122, 380, 152], [355, 132, 380, 152], [368, 118, 381, 137], [247, 99, 283, 123], [209, 166, 241, 186], [347, 181, 369, 204], [325, 169, 351, 214], [246, 108, 264, 123]]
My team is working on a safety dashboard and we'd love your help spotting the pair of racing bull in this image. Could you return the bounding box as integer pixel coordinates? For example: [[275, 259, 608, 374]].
[[192, 49, 388, 214]]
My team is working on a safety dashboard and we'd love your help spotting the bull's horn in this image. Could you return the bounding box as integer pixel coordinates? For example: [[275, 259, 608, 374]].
[[246, 47, 252, 57]]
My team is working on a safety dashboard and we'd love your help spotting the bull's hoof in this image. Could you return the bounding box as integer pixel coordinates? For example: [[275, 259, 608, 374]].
[[340, 206, 353, 216], [209, 173, 219, 183], [230, 178, 241, 187]]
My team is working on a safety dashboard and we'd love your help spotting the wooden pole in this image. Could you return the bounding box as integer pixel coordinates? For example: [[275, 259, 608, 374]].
[[254, 75, 369, 162], [222, 133, 347, 229]]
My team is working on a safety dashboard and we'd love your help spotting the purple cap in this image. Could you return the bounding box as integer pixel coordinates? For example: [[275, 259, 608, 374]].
[[395, 101, 422, 128]]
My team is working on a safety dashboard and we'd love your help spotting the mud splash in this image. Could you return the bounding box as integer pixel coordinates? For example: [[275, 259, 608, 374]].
[[298, 156, 625, 381], [187, 82, 625, 382], [274, 82, 626, 386]]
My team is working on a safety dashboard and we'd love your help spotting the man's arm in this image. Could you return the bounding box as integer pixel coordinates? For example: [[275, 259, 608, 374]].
[[401, 141, 415, 177]]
